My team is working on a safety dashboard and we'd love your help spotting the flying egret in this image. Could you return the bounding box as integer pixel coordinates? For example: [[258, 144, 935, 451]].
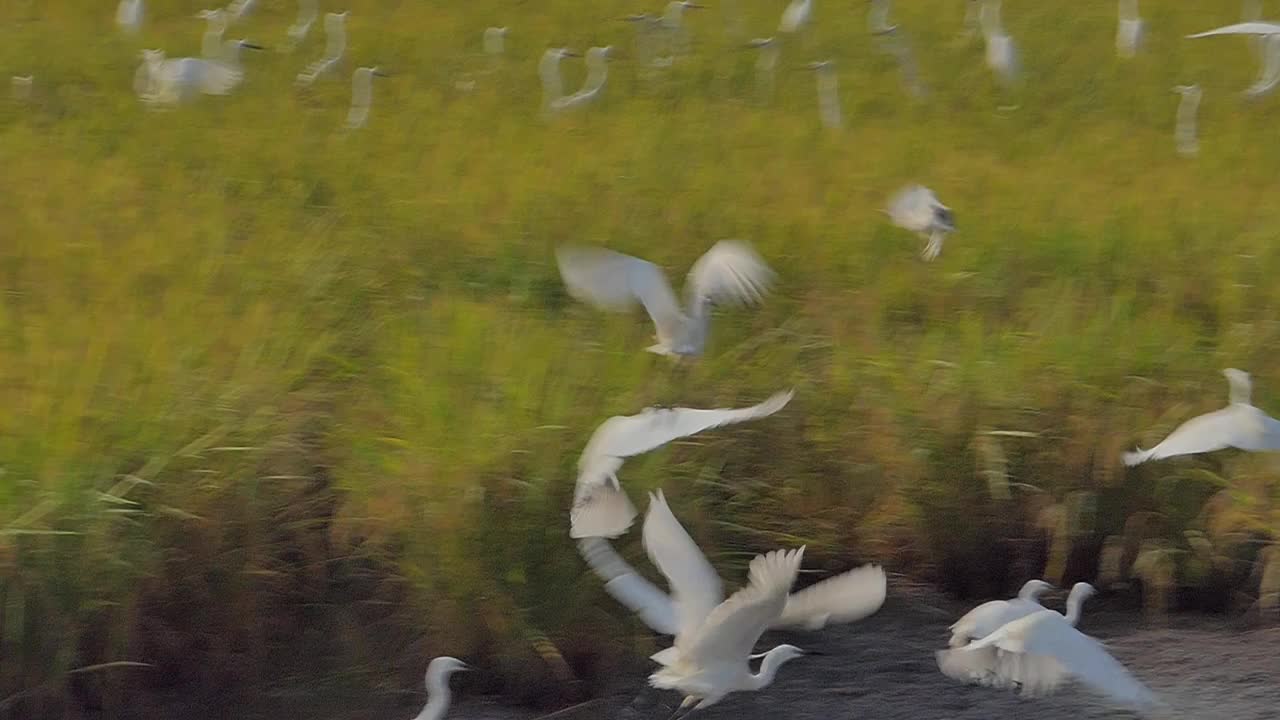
[[411, 656, 471, 720], [297, 11, 348, 86], [745, 37, 779, 101], [198, 9, 228, 59], [346, 66, 388, 129], [1124, 369, 1280, 466], [116, 0, 143, 35], [868, 0, 897, 34], [1187, 21, 1280, 97], [802, 60, 843, 129], [282, 0, 318, 53], [1173, 84, 1201, 157], [949, 603, 1159, 712], [143, 39, 262, 107], [555, 240, 775, 359], [980, 0, 1018, 84], [225, 0, 255, 24], [568, 389, 793, 539], [937, 581, 1093, 687], [779, 0, 812, 35], [579, 536, 885, 633], [1116, 0, 1144, 58], [642, 490, 816, 714], [539, 47, 580, 116], [551, 46, 618, 112], [886, 185, 955, 261]]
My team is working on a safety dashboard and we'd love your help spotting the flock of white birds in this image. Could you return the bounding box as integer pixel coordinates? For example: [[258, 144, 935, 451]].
[[9, 1, 1268, 718]]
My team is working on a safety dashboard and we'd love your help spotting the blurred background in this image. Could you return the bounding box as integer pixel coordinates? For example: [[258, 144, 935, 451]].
[[1, 1, 1278, 717]]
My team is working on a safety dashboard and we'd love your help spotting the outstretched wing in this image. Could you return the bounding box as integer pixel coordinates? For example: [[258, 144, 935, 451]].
[[642, 490, 724, 641], [684, 240, 775, 309], [677, 547, 803, 666], [1123, 406, 1248, 465], [772, 564, 886, 630], [577, 538, 679, 635], [556, 245, 685, 344], [1187, 22, 1280, 38]]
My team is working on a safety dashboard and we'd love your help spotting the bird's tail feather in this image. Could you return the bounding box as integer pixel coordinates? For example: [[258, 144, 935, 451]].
[[1122, 448, 1151, 466]]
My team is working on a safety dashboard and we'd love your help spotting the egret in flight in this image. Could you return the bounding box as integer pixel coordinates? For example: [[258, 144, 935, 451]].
[[556, 240, 775, 359], [346, 67, 388, 129], [578, 535, 885, 632], [1124, 369, 1280, 465], [1116, 0, 1144, 59], [1188, 21, 1280, 97], [411, 656, 470, 720], [886, 185, 955, 261], [944, 579, 1055, 649], [138, 40, 262, 107], [569, 389, 793, 539], [641, 491, 819, 715]]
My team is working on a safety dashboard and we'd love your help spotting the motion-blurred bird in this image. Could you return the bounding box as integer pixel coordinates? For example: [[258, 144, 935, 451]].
[[886, 185, 955, 261], [1116, 0, 1144, 58], [411, 656, 470, 720], [346, 66, 387, 129], [116, 0, 143, 35], [297, 11, 348, 86], [804, 60, 843, 129], [1187, 21, 1280, 97], [141, 39, 262, 107], [779, 0, 813, 34], [980, 0, 1018, 83], [556, 240, 775, 358], [197, 9, 227, 59], [551, 46, 616, 112], [539, 47, 579, 116], [1124, 369, 1280, 465], [282, 0, 318, 53], [1173, 84, 1201, 157], [569, 389, 793, 539]]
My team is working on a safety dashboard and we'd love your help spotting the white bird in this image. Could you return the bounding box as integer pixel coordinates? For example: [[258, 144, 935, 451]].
[[657, 1, 705, 64], [641, 491, 816, 713], [779, 0, 812, 34], [1173, 84, 1202, 157], [143, 39, 262, 107], [868, 0, 897, 34], [346, 66, 387, 129], [1124, 369, 1280, 466], [1116, 0, 1144, 59], [116, 0, 143, 35], [980, 0, 1018, 84], [948, 603, 1159, 712], [745, 37, 779, 101], [551, 46, 616, 112], [579, 536, 886, 633], [539, 47, 579, 116], [1242, 0, 1266, 58], [198, 9, 228, 59], [11, 75, 32, 102], [134, 49, 165, 101], [886, 185, 955, 261], [1187, 21, 1280, 97], [569, 390, 794, 539], [225, 0, 255, 24], [804, 60, 842, 130], [483, 26, 508, 57], [555, 240, 775, 359], [297, 11, 348, 86], [411, 656, 471, 720], [937, 581, 1093, 687], [960, 0, 981, 41], [282, 0, 318, 53]]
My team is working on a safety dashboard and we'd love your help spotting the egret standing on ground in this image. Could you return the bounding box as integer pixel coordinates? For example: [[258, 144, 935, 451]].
[[1173, 84, 1201, 157], [657, 1, 705, 65], [568, 389, 793, 539], [642, 490, 819, 715], [804, 60, 843, 129], [745, 37, 779, 102], [551, 46, 617, 112], [555, 240, 775, 359], [980, 0, 1018, 84], [779, 0, 813, 35], [282, 0, 318, 53], [1116, 0, 1144, 59], [346, 66, 387, 129], [539, 47, 579, 117], [116, 0, 143, 35], [886, 185, 955, 261], [868, 0, 897, 34], [410, 656, 471, 720], [11, 75, 32, 102], [1124, 369, 1280, 465], [297, 11, 349, 86]]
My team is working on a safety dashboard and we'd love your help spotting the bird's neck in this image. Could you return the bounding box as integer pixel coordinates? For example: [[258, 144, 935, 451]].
[[414, 683, 451, 720], [1062, 592, 1087, 625], [746, 647, 796, 691]]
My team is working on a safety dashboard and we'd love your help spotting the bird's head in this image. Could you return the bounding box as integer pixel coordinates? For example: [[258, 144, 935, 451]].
[[744, 36, 776, 49], [1068, 581, 1097, 603], [934, 206, 955, 230], [1017, 579, 1054, 600], [426, 656, 471, 684]]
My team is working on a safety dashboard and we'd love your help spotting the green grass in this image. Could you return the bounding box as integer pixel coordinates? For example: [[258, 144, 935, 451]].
[[2, 1, 1279, 716]]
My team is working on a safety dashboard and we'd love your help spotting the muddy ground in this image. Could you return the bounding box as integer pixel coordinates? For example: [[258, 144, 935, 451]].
[[163, 593, 1279, 720]]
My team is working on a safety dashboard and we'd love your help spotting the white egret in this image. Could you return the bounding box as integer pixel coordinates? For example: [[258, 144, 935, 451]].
[[143, 39, 262, 107], [346, 66, 387, 129], [937, 581, 1093, 687], [745, 37, 779, 101], [555, 240, 775, 359], [568, 389, 793, 539], [1186, 20, 1280, 40], [802, 60, 842, 130], [779, 0, 812, 35], [980, 0, 1018, 84], [282, 0, 318, 53], [868, 0, 897, 34], [116, 0, 143, 35], [579, 536, 885, 632], [539, 47, 580, 116], [1173, 84, 1201, 157], [225, 0, 255, 24], [411, 656, 471, 720], [951, 604, 1159, 712], [657, 1, 705, 64], [297, 11, 348, 86], [886, 185, 955, 261], [642, 490, 816, 714], [1242, 0, 1265, 58], [551, 46, 617, 112], [483, 26, 508, 57], [11, 75, 32, 102], [134, 49, 165, 101], [1187, 21, 1280, 97], [878, 28, 927, 99], [1124, 369, 1280, 466], [198, 9, 228, 59], [1116, 0, 1144, 59]]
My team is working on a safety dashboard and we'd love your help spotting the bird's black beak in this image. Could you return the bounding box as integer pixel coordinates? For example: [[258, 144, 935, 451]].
[[804, 650, 827, 656], [242, 42, 265, 51], [373, 70, 390, 77], [565, 51, 582, 57]]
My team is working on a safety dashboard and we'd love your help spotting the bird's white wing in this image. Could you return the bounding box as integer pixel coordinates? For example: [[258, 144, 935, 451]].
[[642, 490, 724, 641], [1123, 406, 1248, 465], [556, 245, 686, 343], [577, 538, 679, 635], [772, 564, 886, 630], [936, 645, 1009, 687], [580, 390, 794, 463], [1187, 22, 1280, 38], [947, 598, 1042, 646], [886, 185, 934, 232], [684, 240, 775, 308], [677, 547, 802, 666], [967, 611, 1158, 709], [569, 466, 636, 539]]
